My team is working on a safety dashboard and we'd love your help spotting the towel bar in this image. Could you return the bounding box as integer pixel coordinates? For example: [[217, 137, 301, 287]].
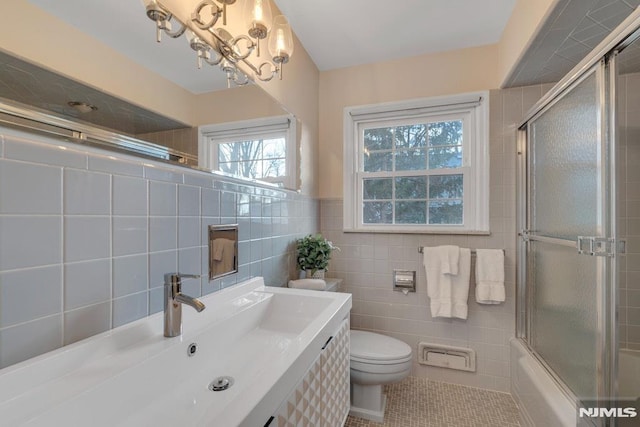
[[418, 247, 505, 255]]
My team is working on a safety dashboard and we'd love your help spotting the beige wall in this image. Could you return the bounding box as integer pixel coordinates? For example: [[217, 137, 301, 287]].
[[318, 44, 502, 199]]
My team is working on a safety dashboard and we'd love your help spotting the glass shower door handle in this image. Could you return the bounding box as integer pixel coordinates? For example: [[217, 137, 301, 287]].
[[577, 236, 616, 257]]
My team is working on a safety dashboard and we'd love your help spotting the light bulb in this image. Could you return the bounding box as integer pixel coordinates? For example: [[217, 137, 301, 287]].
[[244, 0, 272, 40], [268, 15, 293, 63]]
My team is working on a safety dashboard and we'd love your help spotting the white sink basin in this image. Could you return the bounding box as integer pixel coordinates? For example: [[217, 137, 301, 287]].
[[0, 277, 351, 427]]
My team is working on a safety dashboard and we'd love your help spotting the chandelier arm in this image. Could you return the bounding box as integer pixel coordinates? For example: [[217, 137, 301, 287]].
[[204, 50, 224, 66], [230, 35, 256, 60], [191, 0, 221, 31], [254, 62, 278, 82], [232, 71, 250, 86], [163, 16, 187, 39]]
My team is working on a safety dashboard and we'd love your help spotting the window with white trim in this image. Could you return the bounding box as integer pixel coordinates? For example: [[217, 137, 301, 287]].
[[198, 115, 297, 188], [343, 92, 489, 233]]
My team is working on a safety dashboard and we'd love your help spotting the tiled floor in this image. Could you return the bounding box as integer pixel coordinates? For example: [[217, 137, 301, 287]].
[[344, 377, 521, 427]]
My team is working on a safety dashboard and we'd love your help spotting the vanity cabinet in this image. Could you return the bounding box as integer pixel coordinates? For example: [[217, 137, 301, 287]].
[[271, 318, 350, 427]]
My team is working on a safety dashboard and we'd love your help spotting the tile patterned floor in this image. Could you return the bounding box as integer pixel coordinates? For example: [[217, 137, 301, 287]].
[[344, 377, 521, 427]]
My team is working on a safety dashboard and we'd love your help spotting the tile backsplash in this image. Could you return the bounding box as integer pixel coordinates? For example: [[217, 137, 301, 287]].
[[320, 85, 551, 393], [0, 127, 318, 369]]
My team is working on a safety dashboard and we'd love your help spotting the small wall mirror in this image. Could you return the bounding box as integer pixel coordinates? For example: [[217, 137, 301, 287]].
[[208, 224, 239, 280]]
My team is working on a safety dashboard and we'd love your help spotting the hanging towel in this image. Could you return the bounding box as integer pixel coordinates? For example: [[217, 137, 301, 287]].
[[451, 248, 471, 319], [212, 238, 236, 276], [440, 245, 460, 275], [423, 246, 470, 319], [287, 279, 327, 291], [475, 249, 505, 304]]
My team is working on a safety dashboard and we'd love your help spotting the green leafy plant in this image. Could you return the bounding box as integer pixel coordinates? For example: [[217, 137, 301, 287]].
[[296, 234, 339, 274]]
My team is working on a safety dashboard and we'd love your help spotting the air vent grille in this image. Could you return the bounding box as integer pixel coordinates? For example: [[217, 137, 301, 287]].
[[418, 342, 476, 372]]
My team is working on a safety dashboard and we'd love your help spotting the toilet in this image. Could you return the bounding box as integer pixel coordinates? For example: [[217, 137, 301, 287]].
[[349, 330, 413, 422], [288, 279, 413, 422]]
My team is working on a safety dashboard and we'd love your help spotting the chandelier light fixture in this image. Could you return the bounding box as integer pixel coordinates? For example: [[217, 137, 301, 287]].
[[141, 0, 294, 87]]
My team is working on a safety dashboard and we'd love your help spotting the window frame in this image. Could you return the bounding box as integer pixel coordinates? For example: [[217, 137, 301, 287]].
[[198, 115, 297, 188], [343, 92, 490, 234]]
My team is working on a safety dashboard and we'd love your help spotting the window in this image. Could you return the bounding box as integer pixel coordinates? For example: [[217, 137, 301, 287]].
[[198, 115, 296, 188], [343, 92, 489, 233]]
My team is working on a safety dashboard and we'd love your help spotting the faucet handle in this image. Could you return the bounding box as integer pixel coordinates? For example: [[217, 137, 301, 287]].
[[175, 273, 200, 279], [164, 273, 201, 288], [164, 273, 200, 281]]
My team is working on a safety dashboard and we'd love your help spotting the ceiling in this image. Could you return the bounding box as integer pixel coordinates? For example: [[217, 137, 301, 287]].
[[27, 0, 518, 93], [505, 0, 640, 87], [273, 0, 518, 71]]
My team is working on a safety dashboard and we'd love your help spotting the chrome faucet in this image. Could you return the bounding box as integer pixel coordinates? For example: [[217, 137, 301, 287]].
[[164, 273, 205, 337]]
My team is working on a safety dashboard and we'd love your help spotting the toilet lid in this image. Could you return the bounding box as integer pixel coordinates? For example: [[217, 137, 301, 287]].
[[350, 330, 412, 363]]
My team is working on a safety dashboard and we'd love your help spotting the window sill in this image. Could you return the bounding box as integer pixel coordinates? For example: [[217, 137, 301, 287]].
[[342, 228, 491, 235]]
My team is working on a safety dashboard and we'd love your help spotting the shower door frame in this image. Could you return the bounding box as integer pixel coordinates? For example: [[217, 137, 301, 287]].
[[514, 8, 640, 426], [516, 61, 612, 412]]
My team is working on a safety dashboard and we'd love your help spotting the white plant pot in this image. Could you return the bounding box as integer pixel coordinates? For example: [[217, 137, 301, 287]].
[[304, 270, 325, 279]]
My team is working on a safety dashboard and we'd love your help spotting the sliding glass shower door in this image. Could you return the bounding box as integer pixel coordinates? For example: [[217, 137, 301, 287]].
[[523, 64, 610, 403]]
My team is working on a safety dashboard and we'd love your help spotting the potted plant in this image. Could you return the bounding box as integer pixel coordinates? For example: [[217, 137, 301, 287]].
[[296, 234, 339, 279]]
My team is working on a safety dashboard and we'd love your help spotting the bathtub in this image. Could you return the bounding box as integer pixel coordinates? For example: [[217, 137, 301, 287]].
[[619, 349, 640, 398], [510, 338, 576, 427]]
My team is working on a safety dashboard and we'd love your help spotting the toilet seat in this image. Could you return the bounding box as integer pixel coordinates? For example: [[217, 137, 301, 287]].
[[350, 330, 412, 365]]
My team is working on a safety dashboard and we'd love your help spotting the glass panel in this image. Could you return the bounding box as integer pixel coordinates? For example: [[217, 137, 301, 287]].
[[363, 201, 392, 223], [395, 176, 427, 199], [363, 178, 392, 200], [428, 146, 462, 169], [263, 138, 286, 159], [218, 161, 238, 175], [237, 160, 259, 179], [262, 159, 285, 177], [395, 149, 426, 170], [529, 240, 597, 399], [363, 151, 392, 172], [396, 201, 426, 224], [364, 128, 393, 150], [218, 140, 261, 163], [530, 72, 599, 239], [428, 200, 462, 224], [429, 175, 463, 198], [428, 120, 463, 146], [395, 125, 426, 149]]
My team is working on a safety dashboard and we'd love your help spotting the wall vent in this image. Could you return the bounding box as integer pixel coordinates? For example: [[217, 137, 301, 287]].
[[418, 342, 476, 372]]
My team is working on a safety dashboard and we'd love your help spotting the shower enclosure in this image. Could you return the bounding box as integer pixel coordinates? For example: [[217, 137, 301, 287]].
[[516, 9, 640, 427]]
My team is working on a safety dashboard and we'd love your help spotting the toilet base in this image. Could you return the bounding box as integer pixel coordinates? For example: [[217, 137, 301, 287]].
[[349, 383, 387, 423]]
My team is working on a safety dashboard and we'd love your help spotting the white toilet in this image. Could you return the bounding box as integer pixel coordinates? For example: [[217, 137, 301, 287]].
[[349, 330, 412, 422], [288, 279, 413, 422]]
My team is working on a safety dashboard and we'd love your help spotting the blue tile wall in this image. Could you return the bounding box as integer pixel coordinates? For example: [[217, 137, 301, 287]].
[[0, 126, 319, 369]]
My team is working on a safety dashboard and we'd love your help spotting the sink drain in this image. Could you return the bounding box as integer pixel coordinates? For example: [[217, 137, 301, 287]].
[[209, 376, 234, 391]]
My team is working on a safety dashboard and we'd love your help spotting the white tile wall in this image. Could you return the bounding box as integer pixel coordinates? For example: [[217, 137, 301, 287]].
[[320, 86, 547, 392], [0, 126, 319, 369], [618, 72, 640, 350]]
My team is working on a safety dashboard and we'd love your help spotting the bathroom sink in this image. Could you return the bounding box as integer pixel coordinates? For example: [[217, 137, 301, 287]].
[[0, 277, 351, 427]]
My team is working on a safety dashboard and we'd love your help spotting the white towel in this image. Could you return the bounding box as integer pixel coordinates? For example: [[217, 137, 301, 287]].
[[288, 279, 327, 291], [423, 246, 470, 319], [440, 245, 460, 275], [451, 248, 471, 319], [475, 249, 505, 304]]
